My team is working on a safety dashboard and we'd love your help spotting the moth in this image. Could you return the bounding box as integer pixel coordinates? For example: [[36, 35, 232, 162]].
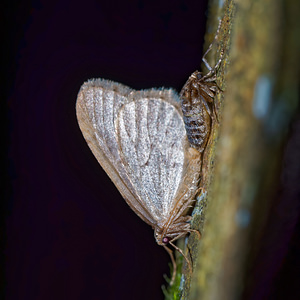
[[180, 20, 224, 152], [76, 79, 202, 284]]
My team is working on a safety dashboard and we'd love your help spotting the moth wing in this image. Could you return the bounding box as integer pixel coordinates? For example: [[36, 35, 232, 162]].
[[76, 79, 156, 225], [115, 89, 190, 224]]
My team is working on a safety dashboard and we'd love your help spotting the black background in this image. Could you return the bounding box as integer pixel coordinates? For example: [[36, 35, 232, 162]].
[[3, 1, 300, 300], [3, 1, 209, 299]]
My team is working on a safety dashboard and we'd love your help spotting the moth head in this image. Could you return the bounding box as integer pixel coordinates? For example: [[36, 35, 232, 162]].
[[154, 228, 170, 245], [192, 71, 203, 81]]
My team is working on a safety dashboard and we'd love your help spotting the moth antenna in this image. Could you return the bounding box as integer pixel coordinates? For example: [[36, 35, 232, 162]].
[[202, 19, 222, 73], [163, 245, 176, 285]]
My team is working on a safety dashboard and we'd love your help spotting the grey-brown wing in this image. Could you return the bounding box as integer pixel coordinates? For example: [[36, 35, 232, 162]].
[[76, 79, 156, 225], [115, 89, 191, 225]]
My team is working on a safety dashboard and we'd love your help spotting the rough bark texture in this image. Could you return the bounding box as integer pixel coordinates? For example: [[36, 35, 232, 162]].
[[164, 0, 300, 299]]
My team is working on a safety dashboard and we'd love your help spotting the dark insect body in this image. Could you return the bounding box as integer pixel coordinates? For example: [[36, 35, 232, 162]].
[[180, 70, 219, 152], [180, 20, 224, 152]]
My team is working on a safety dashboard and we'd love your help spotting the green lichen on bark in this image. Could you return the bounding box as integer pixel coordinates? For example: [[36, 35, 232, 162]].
[[165, 0, 300, 298]]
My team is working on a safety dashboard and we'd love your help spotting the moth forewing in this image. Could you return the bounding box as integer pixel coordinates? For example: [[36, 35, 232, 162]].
[[76, 79, 156, 226], [115, 93, 188, 224]]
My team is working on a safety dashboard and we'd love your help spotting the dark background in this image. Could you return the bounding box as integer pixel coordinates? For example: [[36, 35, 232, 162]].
[[3, 1, 300, 300], [3, 1, 209, 299]]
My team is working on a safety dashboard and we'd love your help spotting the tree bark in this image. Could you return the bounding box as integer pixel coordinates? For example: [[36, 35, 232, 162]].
[[164, 0, 300, 299]]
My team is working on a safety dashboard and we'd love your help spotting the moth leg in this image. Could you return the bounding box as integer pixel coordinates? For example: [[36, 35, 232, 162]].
[[163, 245, 176, 285], [204, 92, 219, 123], [170, 231, 188, 243], [188, 228, 201, 240], [212, 96, 219, 123], [187, 245, 194, 268], [201, 72, 223, 95], [196, 186, 206, 195], [174, 228, 201, 242], [169, 241, 192, 277], [203, 93, 219, 124], [200, 83, 216, 99], [200, 90, 220, 124]]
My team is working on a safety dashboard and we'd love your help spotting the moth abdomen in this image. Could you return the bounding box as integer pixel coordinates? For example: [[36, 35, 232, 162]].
[[180, 19, 224, 151], [181, 101, 212, 152], [180, 71, 217, 152]]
